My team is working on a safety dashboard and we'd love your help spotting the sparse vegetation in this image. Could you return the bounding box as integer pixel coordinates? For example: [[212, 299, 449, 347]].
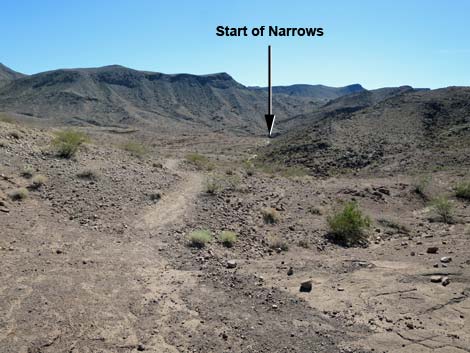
[[308, 206, 323, 215], [254, 161, 308, 178], [455, 181, 470, 200], [261, 207, 280, 224], [186, 153, 214, 171], [8, 187, 29, 201], [327, 201, 371, 245], [377, 218, 410, 234], [204, 176, 223, 194], [298, 239, 310, 248], [218, 231, 237, 247], [188, 230, 213, 248], [431, 196, 454, 223], [21, 165, 35, 178], [77, 168, 100, 180], [30, 175, 47, 189], [120, 141, 148, 158], [269, 236, 289, 251], [412, 175, 431, 198], [52, 129, 89, 158]]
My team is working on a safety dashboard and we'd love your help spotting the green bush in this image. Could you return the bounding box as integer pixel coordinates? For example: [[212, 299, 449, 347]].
[[188, 230, 212, 248], [218, 231, 237, 247], [327, 202, 371, 245], [52, 129, 89, 158], [9, 187, 29, 201], [261, 207, 280, 224], [455, 181, 470, 200], [120, 141, 148, 158], [431, 196, 454, 223]]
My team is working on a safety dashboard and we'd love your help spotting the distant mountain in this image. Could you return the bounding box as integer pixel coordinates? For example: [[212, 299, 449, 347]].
[[0, 65, 319, 134], [260, 87, 470, 175], [0, 63, 26, 86], [255, 83, 365, 101]]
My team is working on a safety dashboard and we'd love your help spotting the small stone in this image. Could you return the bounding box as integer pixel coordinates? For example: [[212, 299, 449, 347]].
[[300, 280, 312, 293], [337, 287, 345, 292], [430, 275, 443, 283], [55, 249, 63, 254], [433, 263, 439, 268], [137, 344, 145, 351], [287, 267, 294, 276], [441, 277, 450, 286], [410, 251, 416, 256], [272, 304, 278, 309], [227, 260, 237, 269], [427, 247, 439, 254], [440, 256, 452, 263]]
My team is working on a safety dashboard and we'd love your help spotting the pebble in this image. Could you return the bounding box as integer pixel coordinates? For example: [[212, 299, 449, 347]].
[[442, 277, 450, 286], [440, 256, 452, 263], [430, 275, 443, 283], [287, 267, 294, 276], [427, 247, 439, 254]]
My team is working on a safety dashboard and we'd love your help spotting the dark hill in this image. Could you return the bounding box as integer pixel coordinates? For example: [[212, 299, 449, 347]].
[[260, 87, 470, 175], [0, 63, 26, 86], [0, 65, 318, 133]]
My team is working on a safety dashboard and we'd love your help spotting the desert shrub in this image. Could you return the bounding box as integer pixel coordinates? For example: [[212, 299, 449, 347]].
[[261, 207, 280, 224], [188, 230, 213, 248], [431, 196, 454, 223], [120, 141, 147, 158], [30, 175, 47, 189], [308, 206, 322, 215], [52, 129, 89, 158], [269, 236, 289, 251], [412, 175, 431, 198], [77, 168, 100, 180], [204, 176, 223, 194], [186, 153, 214, 171], [21, 165, 35, 178], [455, 181, 470, 200], [327, 201, 371, 245], [9, 187, 29, 200], [218, 231, 237, 247]]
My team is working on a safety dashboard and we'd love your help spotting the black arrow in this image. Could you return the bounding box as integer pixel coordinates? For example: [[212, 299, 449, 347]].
[[265, 45, 275, 137]]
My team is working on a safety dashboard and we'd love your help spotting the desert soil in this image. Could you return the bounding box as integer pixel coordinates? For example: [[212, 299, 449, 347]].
[[1, 122, 469, 353]]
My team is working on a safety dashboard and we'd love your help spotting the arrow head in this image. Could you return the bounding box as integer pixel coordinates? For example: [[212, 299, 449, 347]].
[[264, 114, 275, 137]]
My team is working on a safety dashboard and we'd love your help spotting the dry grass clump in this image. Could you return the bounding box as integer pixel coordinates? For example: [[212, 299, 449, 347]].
[[30, 175, 47, 189], [186, 153, 214, 171], [412, 175, 431, 198], [21, 165, 35, 178], [261, 207, 280, 224], [188, 230, 213, 248], [218, 231, 237, 247], [52, 129, 89, 158], [120, 141, 148, 158], [431, 196, 454, 223], [269, 236, 289, 252], [9, 187, 29, 201], [77, 168, 100, 180], [455, 181, 470, 200], [327, 201, 371, 245]]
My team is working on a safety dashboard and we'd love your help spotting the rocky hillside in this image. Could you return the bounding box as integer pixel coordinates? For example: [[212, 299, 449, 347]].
[[260, 87, 470, 175], [0, 63, 26, 87], [0, 65, 323, 134]]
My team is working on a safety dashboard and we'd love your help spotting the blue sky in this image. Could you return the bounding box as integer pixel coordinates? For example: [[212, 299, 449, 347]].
[[1, 0, 469, 89]]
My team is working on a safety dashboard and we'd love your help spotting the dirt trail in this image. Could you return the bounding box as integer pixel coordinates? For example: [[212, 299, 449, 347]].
[[137, 159, 204, 230]]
